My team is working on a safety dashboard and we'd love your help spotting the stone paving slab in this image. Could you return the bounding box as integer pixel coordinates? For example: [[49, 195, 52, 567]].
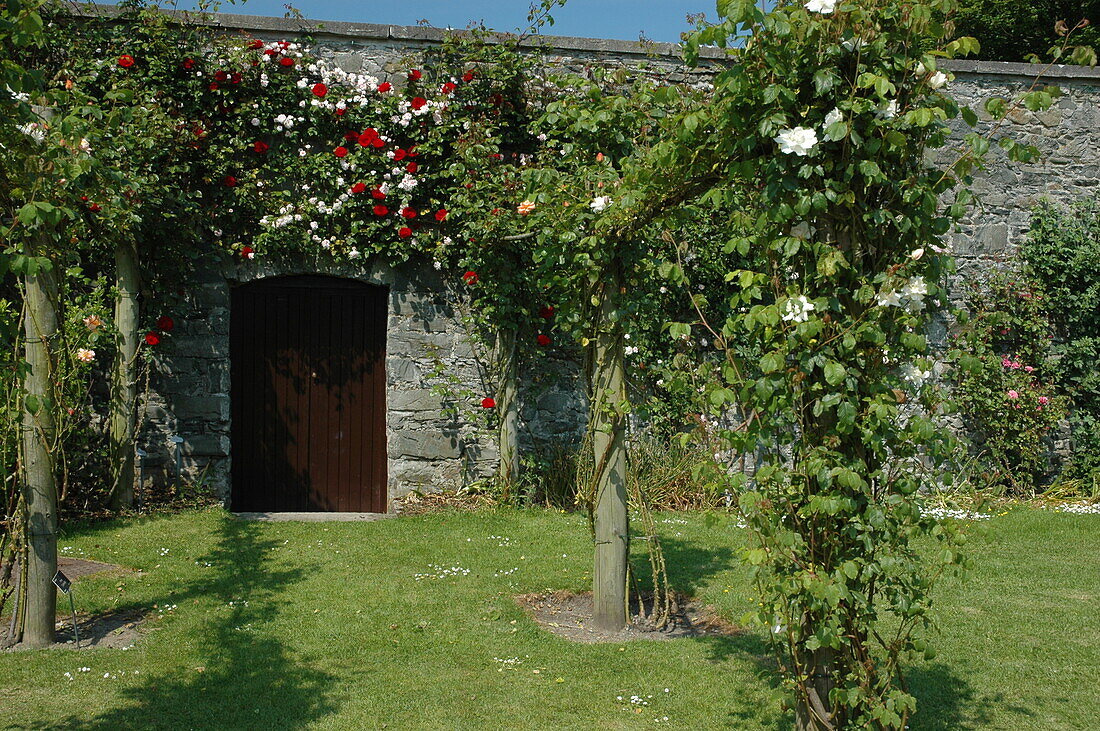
[[233, 512, 393, 522]]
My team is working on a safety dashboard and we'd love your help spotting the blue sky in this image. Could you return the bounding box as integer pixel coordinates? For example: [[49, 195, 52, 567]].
[[213, 0, 713, 43]]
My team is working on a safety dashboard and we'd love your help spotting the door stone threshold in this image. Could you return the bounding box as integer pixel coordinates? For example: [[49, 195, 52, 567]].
[[233, 511, 393, 522]]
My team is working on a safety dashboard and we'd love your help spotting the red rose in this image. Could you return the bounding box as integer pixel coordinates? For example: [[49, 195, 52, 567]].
[[224, 175, 237, 187], [462, 71, 474, 82], [208, 82, 219, 91], [156, 315, 175, 332], [481, 397, 496, 409], [335, 108, 346, 116], [182, 58, 196, 70], [406, 161, 418, 174], [539, 306, 555, 319], [401, 207, 417, 219], [241, 246, 255, 260], [358, 129, 378, 147], [393, 148, 407, 161], [398, 227, 413, 239], [231, 72, 242, 84], [253, 140, 269, 154], [351, 182, 366, 194], [248, 39, 264, 49], [408, 146, 419, 157], [537, 334, 551, 346], [408, 69, 422, 81], [373, 205, 389, 216], [215, 70, 228, 82], [377, 82, 392, 92], [88, 203, 101, 212], [411, 97, 427, 111], [371, 187, 385, 200], [462, 270, 479, 285], [371, 138, 384, 149], [343, 131, 358, 142], [441, 82, 456, 95], [334, 146, 349, 158], [118, 55, 135, 68], [312, 83, 328, 97], [279, 57, 294, 68], [144, 332, 160, 346], [264, 48, 277, 56], [434, 209, 447, 222]]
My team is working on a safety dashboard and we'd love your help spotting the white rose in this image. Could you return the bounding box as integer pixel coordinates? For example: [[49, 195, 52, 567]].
[[774, 126, 819, 156], [824, 108, 843, 128], [805, 0, 837, 13], [928, 71, 949, 89], [590, 196, 611, 213]]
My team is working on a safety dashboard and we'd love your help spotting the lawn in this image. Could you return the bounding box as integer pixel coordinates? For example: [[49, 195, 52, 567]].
[[1, 506, 1096, 729]]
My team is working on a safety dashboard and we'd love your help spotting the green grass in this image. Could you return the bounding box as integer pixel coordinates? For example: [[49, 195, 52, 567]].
[[0, 506, 1096, 729]]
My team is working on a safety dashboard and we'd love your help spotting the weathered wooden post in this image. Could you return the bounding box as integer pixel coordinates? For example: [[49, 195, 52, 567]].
[[20, 247, 59, 647], [109, 240, 140, 510], [591, 272, 628, 631]]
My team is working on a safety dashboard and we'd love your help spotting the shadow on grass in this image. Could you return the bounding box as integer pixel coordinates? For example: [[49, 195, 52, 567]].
[[24, 516, 339, 730], [636, 534, 738, 599], [907, 661, 1036, 730]]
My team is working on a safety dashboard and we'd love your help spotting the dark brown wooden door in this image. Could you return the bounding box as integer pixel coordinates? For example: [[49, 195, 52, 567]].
[[230, 276, 387, 512]]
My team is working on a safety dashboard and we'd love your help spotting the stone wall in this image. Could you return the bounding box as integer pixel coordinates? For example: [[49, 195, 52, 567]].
[[131, 8, 1100, 506]]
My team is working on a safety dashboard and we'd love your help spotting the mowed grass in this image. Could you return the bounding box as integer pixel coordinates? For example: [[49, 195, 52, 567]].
[[0, 506, 1096, 730]]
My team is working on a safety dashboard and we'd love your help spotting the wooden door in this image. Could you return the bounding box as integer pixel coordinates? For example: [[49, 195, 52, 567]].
[[230, 276, 387, 512]]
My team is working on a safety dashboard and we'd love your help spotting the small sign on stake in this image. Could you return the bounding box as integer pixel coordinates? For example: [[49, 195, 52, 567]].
[[52, 569, 80, 649]]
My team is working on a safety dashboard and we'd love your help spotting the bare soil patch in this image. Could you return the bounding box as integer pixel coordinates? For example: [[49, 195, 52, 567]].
[[393, 490, 498, 515], [516, 590, 743, 644], [3, 558, 147, 651]]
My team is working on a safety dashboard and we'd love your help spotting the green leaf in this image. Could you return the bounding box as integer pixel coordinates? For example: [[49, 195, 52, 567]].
[[824, 361, 845, 385]]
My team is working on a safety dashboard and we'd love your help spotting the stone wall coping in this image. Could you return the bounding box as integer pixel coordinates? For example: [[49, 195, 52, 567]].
[[941, 59, 1100, 81], [82, 5, 1100, 80], [82, 3, 726, 59]]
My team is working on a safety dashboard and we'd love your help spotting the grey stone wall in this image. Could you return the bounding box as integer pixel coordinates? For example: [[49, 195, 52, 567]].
[[939, 61, 1100, 295], [130, 9, 1100, 505]]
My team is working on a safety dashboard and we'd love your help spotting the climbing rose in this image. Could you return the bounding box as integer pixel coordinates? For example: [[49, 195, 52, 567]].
[[401, 207, 417, 219], [1038, 396, 1050, 405], [253, 141, 269, 154], [398, 227, 413, 239], [144, 332, 160, 346], [182, 58, 196, 70], [408, 69, 422, 81], [804, 0, 836, 13], [517, 200, 536, 215], [537, 334, 551, 346], [311, 82, 328, 97], [462, 70, 475, 82], [411, 97, 427, 111], [406, 161, 418, 174], [928, 71, 949, 89], [393, 149, 407, 161], [241, 246, 254, 260], [279, 57, 294, 68], [441, 82, 456, 95], [462, 271, 479, 285], [373, 205, 388, 216], [775, 126, 819, 156], [334, 146, 348, 158], [118, 55, 135, 68], [590, 196, 611, 213], [76, 348, 96, 363], [351, 182, 367, 194], [223, 175, 237, 187], [481, 397, 496, 408], [83, 314, 103, 331], [156, 316, 175, 332], [248, 39, 264, 49], [377, 82, 391, 92], [434, 209, 447, 222], [371, 187, 385, 200], [1007, 390, 1019, 400], [539, 306, 555, 319]]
